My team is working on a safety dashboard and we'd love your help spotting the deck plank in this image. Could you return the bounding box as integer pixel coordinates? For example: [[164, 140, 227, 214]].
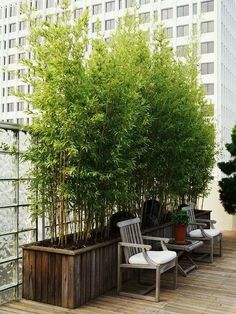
[[1, 231, 236, 313]]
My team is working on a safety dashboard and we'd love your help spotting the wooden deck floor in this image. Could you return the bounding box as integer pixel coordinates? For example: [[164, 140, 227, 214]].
[[1, 231, 236, 314]]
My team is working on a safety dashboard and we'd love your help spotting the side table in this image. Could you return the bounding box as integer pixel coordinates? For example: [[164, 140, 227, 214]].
[[166, 240, 204, 276]]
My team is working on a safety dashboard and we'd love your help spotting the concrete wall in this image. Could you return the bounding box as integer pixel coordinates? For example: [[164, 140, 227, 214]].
[[202, 180, 236, 231]]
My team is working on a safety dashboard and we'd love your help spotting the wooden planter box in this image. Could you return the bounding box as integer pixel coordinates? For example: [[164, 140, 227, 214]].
[[22, 239, 119, 309], [22, 209, 211, 309]]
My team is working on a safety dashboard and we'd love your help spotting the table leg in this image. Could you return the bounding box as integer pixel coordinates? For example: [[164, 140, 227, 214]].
[[177, 251, 198, 276]]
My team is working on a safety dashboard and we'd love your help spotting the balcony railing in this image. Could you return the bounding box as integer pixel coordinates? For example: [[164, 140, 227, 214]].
[[0, 122, 37, 304]]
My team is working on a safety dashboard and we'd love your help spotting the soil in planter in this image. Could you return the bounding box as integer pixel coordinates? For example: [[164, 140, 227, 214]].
[[34, 229, 115, 250]]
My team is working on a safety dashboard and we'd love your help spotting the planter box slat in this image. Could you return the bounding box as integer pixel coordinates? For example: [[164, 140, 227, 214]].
[[74, 254, 81, 307], [47, 253, 55, 305], [41, 252, 49, 304], [35, 251, 42, 302], [54, 254, 62, 307], [23, 249, 36, 301]]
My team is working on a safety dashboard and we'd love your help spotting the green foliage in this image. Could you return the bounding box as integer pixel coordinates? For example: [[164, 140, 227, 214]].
[[20, 8, 216, 245], [171, 210, 189, 225], [218, 126, 236, 214], [139, 30, 216, 211]]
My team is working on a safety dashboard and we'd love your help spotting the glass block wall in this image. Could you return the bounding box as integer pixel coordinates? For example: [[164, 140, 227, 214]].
[[0, 123, 37, 304]]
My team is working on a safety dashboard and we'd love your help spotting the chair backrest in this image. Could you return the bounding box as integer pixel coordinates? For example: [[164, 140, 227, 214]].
[[181, 205, 197, 233], [117, 218, 143, 263]]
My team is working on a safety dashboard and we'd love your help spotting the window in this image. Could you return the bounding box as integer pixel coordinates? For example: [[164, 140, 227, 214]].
[[139, 12, 150, 24], [176, 45, 188, 57], [19, 36, 26, 46], [201, 20, 214, 33], [74, 8, 83, 18], [126, 0, 135, 8], [9, 4, 17, 17], [18, 68, 26, 77], [17, 102, 25, 111], [201, 62, 214, 75], [203, 83, 214, 95], [165, 27, 173, 38], [8, 87, 14, 96], [105, 19, 115, 30], [201, 41, 214, 54], [92, 21, 101, 33], [8, 54, 16, 64], [18, 52, 26, 61], [6, 119, 14, 123], [201, 0, 214, 13], [9, 39, 16, 48], [18, 85, 25, 93], [46, 0, 54, 8], [93, 4, 102, 15], [192, 23, 197, 34], [177, 5, 189, 17], [36, 0, 43, 10], [177, 25, 189, 37], [19, 21, 27, 31], [17, 118, 24, 124], [140, 0, 150, 4], [8, 71, 15, 80], [153, 10, 158, 20], [119, 0, 122, 9], [193, 3, 197, 15], [1, 104, 4, 112], [161, 8, 173, 20], [9, 23, 16, 33], [106, 1, 115, 12], [7, 103, 14, 112]]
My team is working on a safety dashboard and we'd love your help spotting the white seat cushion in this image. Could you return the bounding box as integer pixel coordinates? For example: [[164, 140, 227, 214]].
[[189, 228, 221, 238], [129, 250, 176, 265]]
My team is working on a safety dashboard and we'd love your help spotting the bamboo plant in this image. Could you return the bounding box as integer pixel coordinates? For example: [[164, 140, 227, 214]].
[[19, 6, 216, 246]]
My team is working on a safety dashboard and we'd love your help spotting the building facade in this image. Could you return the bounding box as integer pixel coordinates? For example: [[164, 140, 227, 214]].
[[0, 0, 236, 229]]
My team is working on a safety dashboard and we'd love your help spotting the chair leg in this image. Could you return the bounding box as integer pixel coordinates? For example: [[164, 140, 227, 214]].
[[173, 257, 178, 289], [219, 237, 222, 257], [117, 266, 122, 294], [155, 265, 160, 302], [210, 238, 214, 263], [117, 246, 122, 294]]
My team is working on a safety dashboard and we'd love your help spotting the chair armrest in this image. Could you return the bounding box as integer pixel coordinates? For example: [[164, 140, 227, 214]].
[[189, 222, 207, 228], [142, 236, 169, 251], [118, 242, 152, 250], [118, 242, 157, 266], [142, 236, 169, 243], [196, 219, 216, 224], [196, 219, 216, 229]]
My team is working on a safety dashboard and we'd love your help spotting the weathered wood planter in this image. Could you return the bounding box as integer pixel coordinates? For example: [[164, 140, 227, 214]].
[[22, 238, 119, 309], [22, 210, 211, 309]]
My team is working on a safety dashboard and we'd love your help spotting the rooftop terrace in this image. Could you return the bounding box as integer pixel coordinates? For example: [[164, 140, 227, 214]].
[[0, 231, 235, 314]]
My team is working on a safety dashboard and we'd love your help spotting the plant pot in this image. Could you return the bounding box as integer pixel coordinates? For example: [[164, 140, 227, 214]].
[[174, 224, 187, 244]]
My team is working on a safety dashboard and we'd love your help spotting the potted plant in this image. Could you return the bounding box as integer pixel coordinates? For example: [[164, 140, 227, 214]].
[[171, 210, 189, 244]]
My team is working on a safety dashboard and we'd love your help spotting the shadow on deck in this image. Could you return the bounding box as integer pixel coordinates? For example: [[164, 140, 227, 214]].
[[1, 231, 236, 314]]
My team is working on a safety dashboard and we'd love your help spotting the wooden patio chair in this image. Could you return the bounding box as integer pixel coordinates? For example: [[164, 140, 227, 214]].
[[116, 218, 178, 302], [182, 205, 222, 263]]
